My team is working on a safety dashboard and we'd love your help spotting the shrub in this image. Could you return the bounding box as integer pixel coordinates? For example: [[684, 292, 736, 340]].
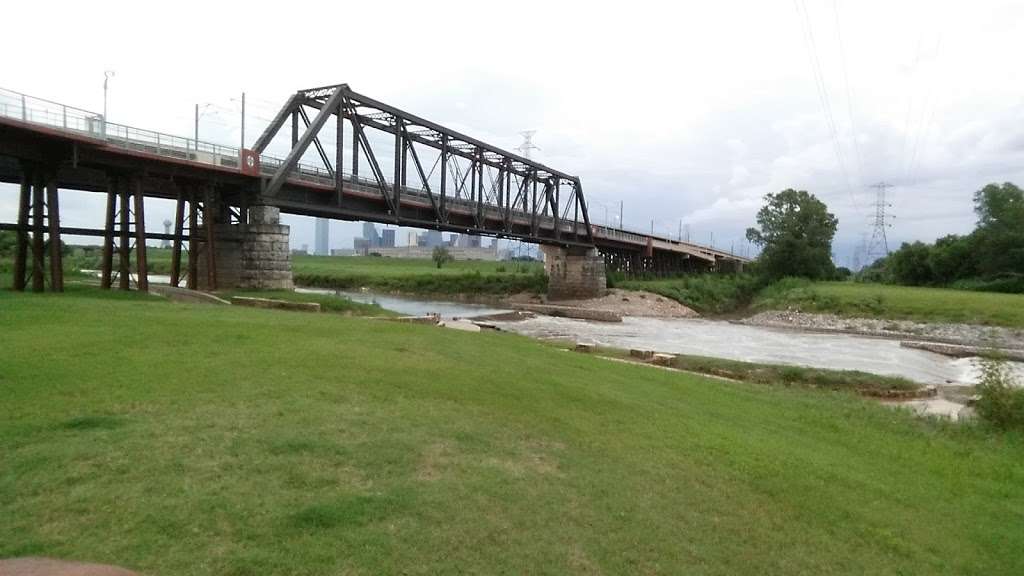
[[974, 355, 1024, 430]]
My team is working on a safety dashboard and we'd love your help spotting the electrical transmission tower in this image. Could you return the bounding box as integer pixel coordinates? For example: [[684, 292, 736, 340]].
[[516, 130, 540, 160], [865, 182, 894, 263]]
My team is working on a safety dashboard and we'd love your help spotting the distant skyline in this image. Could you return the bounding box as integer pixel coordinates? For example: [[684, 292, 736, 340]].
[[2, 1, 1023, 267]]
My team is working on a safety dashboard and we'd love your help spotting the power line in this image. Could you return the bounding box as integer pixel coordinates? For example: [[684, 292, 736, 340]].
[[832, 0, 864, 187], [793, 0, 858, 210]]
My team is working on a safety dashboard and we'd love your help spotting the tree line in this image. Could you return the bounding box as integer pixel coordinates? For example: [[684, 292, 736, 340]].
[[862, 182, 1024, 292]]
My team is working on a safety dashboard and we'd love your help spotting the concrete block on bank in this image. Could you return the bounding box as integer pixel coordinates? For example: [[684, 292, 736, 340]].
[[385, 314, 441, 325], [575, 343, 595, 353], [440, 320, 482, 332], [630, 349, 655, 360], [230, 296, 320, 312], [652, 353, 676, 366]]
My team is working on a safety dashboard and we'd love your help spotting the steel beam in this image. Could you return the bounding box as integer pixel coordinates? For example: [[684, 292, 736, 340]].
[[133, 178, 148, 293], [170, 192, 185, 287], [31, 174, 45, 292], [46, 177, 63, 292], [13, 169, 30, 291], [118, 183, 130, 290], [252, 93, 301, 154], [100, 179, 116, 289], [203, 186, 217, 290], [263, 88, 346, 198], [187, 194, 198, 290]]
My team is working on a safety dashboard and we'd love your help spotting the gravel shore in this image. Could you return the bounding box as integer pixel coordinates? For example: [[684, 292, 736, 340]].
[[741, 310, 1024, 350]]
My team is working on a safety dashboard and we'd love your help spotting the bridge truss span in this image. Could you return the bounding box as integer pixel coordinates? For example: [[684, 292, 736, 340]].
[[253, 83, 595, 247]]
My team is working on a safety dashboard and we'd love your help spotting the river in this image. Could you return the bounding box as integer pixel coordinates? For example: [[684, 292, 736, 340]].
[[86, 272, 1024, 388], [305, 288, 1024, 388]]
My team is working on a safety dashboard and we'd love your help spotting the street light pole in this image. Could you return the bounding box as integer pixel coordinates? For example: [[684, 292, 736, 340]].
[[102, 70, 115, 130]]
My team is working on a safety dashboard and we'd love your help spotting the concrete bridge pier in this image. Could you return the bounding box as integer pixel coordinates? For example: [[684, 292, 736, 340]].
[[541, 245, 607, 300], [195, 205, 293, 291]]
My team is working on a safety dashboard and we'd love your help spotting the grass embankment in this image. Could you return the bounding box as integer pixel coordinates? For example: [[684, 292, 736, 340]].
[[756, 278, 1024, 327], [136, 249, 546, 295], [560, 344, 920, 396], [291, 254, 546, 295], [218, 289, 394, 316], [3, 288, 1024, 574], [617, 274, 765, 315], [621, 274, 1024, 327]]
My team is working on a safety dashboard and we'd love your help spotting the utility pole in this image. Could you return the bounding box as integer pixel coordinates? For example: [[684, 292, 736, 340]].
[[678, 219, 682, 242], [619, 201, 623, 231], [866, 182, 894, 263], [240, 92, 246, 150]]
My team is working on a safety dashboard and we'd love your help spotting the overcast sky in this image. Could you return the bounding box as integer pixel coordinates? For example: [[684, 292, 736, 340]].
[[3, 0, 1023, 267]]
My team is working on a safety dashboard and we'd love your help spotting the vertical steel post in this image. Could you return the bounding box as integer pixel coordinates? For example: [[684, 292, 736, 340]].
[[439, 136, 448, 221], [31, 175, 45, 292], [118, 183, 130, 290], [342, 101, 350, 203], [400, 131, 408, 187], [187, 192, 198, 290], [170, 192, 185, 287], [291, 110, 299, 147], [392, 123, 402, 218], [133, 178, 148, 293], [204, 187, 218, 290], [351, 109, 359, 178], [46, 177, 63, 292], [100, 178, 116, 289], [13, 169, 30, 291]]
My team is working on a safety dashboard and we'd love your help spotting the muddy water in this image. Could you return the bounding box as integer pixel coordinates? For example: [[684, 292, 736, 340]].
[[296, 287, 511, 319], [490, 314, 1024, 387]]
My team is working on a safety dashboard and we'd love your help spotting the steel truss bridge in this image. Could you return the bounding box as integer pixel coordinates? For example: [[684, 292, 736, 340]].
[[0, 84, 746, 292]]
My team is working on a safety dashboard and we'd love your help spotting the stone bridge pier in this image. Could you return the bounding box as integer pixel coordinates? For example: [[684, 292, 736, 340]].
[[541, 245, 607, 300], [195, 205, 293, 290]]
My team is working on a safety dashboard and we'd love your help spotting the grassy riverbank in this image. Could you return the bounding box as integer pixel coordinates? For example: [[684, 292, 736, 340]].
[[755, 279, 1024, 327], [555, 343, 920, 396], [3, 287, 1024, 574], [131, 249, 547, 296], [621, 274, 1024, 327], [218, 289, 394, 316], [292, 254, 546, 295]]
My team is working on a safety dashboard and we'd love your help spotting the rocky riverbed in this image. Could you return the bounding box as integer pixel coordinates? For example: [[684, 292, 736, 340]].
[[741, 310, 1024, 350]]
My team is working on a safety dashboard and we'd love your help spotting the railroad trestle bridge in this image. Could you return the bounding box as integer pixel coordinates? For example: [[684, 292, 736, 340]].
[[0, 84, 747, 298]]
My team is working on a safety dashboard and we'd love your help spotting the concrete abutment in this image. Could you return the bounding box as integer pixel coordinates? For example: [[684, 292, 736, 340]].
[[541, 245, 607, 300], [195, 205, 293, 290]]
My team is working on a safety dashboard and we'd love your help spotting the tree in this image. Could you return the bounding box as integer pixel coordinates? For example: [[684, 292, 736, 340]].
[[973, 182, 1024, 278], [928, 234, 975, 284], [0, 230, 16, 257], [746, 189, 838, 280], [432, 246, 454, 269], [888, 241, 934, 286]]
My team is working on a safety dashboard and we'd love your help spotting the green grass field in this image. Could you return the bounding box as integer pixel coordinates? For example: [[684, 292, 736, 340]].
[[3, 288, 1024, 574], [756, 279, 1024, 327], [290, 254, 547, 295]]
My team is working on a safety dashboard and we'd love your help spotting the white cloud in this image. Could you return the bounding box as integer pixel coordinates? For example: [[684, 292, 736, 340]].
[[1, 0, 1023, 264]]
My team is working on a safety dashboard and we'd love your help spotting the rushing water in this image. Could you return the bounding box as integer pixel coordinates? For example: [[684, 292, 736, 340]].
[[490, 314, 1024, 387], [296, 287, 512, 319]]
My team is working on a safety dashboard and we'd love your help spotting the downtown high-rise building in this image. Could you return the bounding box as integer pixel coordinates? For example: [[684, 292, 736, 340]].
[[314, 218, 330, 256]]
